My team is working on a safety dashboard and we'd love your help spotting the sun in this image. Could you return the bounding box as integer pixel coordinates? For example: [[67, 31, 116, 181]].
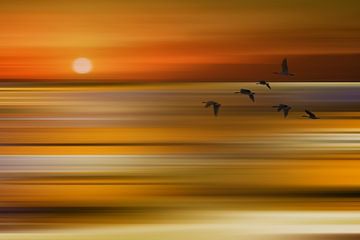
[[72, 57, 92, 74]]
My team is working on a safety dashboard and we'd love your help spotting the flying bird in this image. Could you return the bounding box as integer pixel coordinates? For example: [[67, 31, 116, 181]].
[[203, 101, 221, 116], [272, 104, 292, 118], [235, 89, 255, 102], [302, 110, 319, 119], [257, 81, 271, 89], [273, 58, 295, 76]]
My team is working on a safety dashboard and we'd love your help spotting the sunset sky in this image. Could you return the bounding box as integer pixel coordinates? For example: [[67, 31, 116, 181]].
[[1, 0, 360, 81]]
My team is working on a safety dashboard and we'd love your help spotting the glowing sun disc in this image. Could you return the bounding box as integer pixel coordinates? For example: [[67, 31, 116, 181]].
[[72, 57, 92, 74]]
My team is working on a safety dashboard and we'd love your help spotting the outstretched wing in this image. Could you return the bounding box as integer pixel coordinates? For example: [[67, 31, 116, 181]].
[[305, 110, 315, 118], [249, 94, 255, 102], [203, 101, 212, 108], [283, 107, 291, 118], [213, 104, 221, 116], [240, 89, 251, 94], [282, 58, 289, 73], [272, 105, 279, 110]]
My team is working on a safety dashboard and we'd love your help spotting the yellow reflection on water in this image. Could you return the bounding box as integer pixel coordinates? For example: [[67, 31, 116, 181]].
[[0, 82, 358, 239]]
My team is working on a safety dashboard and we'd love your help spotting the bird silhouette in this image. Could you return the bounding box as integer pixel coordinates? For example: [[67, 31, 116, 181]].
[[273, 58, 295, 76], [302, 110, 319, 119], [257, 81, 271, 89], [235, 89, 255, 102], [272, 104, 292, 118], [203, 101, 221, 116]]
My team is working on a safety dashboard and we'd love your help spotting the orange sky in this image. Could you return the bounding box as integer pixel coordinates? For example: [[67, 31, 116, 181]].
[[1, 0, 360, 81]]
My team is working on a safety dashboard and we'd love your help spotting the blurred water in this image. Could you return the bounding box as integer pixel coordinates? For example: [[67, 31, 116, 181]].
[[0, 82, 359, 239]]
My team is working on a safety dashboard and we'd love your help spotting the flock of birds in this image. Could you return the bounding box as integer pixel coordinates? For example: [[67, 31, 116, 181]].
[[203, 58, 320, 119]]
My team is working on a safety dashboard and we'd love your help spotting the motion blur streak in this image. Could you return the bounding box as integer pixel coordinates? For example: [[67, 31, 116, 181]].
[[0, 82, 358, 240]]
